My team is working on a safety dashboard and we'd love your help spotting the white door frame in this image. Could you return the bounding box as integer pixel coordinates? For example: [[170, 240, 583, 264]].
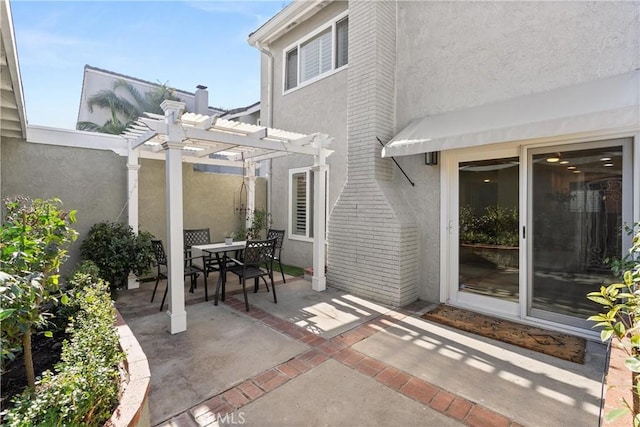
[[442, 145, 521, 318], [440, 131, 638, 338]]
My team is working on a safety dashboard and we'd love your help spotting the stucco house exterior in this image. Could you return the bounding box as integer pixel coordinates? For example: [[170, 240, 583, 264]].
[[249, 0, 640, 338], [77, 65, 229, 127]]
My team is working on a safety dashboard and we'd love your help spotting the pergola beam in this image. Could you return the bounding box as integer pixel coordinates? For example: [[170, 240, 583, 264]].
[[183, 127, 318, 155], [129, 129, 159, 149], [138, 150, 245, 167], [241, 146, 334, 163]]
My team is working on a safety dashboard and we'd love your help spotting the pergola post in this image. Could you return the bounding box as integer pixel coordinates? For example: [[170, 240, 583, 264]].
[[245, 160, 256, 230], [126, 145, 140, 289], [161, 100, 187, 334], [312, 149, 328, 291]]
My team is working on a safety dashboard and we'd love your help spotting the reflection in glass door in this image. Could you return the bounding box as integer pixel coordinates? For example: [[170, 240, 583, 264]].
[[458, 158, 520, 302], [530, 145, 623, 320]]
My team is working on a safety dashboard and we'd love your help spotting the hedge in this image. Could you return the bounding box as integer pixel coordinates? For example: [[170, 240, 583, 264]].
[[2, 268, 124, 426]]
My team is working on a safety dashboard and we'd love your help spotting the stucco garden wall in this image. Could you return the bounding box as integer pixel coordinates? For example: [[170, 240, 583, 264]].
[[391, 0, 640, 301], [1, 139, 267, 277], [264, 0, 349, 269], [138, 158, 268, 246], [1, 138, 127, 276]]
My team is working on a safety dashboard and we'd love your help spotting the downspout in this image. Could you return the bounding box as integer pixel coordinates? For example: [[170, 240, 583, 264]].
[[255, 41, 274, 217]]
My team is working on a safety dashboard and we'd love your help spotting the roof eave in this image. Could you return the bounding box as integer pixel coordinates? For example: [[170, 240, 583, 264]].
[[248, 0, 330, 47], [1, 0, 27, 139]]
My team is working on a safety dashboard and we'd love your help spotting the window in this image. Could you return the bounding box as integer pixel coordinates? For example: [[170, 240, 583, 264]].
[[284, 13, 348, 91], [285, 49, 298, 91], [300, 28, 332, 82], [289, 168, 314, 239], [335, 17, 348, 68]]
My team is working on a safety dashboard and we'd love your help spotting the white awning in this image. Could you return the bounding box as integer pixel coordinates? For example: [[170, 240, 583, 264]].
[[382, 70, 640, 158]]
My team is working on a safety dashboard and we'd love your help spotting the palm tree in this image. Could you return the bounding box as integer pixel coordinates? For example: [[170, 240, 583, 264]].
[[77, 99, 130, 134], [76, 78, 182, 135]]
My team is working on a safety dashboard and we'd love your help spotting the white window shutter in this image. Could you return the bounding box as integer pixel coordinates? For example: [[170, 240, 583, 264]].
[[300, 28, 332, 83], [292, 172, 307, 235]]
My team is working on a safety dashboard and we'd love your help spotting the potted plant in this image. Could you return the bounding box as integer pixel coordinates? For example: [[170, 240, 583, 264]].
[[224, 232, 234, 245]]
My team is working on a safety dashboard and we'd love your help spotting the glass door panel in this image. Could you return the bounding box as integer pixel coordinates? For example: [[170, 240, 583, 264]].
[[458, 157, 520, 302], [530, 146, 623, 319]]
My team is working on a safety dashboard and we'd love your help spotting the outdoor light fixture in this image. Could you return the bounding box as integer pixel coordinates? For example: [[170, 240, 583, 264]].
[[483, 179, 491, 183], [567, 166, 576, 170], [604, 163, 614, 167], [425, 151, 438, 165], [600, 157, 612, 161], [560, 160, 569, 165]]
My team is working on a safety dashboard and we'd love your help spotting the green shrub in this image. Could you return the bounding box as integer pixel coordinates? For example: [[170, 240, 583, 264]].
[[2, 274, 124, 426], [236, 208, 272, 240], [587, 224, 640, 423], [79, 221, 154, 292], [0, 196, 78, 388], [51, 261, 102, 333], [459, 205, 519, 247]]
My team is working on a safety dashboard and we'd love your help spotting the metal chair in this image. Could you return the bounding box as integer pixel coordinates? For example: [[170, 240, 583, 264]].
[[150, 240, 206, 311], [267, 229, 286, 283], [223, 238, 277, 312], [184, 228, 220, 284], [183, 228, 211, 258]]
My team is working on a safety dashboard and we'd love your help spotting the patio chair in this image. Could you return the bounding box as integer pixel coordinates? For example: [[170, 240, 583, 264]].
[[150, 239, 206, 311], [183, 228, 210, 258], [223, 238, 277, 312], [184, 228, 220, 284], [267, 229, 286, 283]]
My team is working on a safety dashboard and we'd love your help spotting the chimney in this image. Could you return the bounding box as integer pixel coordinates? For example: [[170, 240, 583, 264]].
[[194, 85, 208, 115]]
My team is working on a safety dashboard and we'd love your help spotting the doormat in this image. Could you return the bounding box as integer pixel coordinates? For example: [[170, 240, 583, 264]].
[[421, 305, 585, 364]]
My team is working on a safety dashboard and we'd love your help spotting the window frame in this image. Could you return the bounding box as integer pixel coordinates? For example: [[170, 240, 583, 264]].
[[287, 166, 329, 243], [282, 10, 349, 95], [288, 167, 313, 242]]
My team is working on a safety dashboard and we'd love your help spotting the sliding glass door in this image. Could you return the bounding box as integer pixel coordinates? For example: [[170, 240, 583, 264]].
[[451, 148, 521, 316], [528, 141, 629, 327], [449, 138, 632, 331]]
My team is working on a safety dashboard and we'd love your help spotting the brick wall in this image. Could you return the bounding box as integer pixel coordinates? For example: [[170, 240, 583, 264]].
[[327, 1, 418, 307]]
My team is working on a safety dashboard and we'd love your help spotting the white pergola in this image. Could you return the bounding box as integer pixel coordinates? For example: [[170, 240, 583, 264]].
[[123, 100, 333, 334]]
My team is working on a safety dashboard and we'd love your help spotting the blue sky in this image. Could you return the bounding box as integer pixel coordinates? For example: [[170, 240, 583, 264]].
[[11, 1, 288, 129]]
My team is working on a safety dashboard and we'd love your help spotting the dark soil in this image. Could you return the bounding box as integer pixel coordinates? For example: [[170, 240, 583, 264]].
[[1, 330, 68, 411]]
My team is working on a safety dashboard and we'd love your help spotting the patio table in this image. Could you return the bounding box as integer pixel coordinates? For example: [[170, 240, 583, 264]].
[[192, 241, 246, 303]]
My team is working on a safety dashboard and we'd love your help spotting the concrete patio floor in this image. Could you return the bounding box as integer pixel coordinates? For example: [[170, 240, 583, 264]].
[[115, 276, 607, 427]]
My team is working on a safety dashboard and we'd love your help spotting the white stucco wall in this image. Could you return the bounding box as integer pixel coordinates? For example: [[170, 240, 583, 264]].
[[395, 1, 640, 127], [392, 0, 640, 301], [262, 1, 349, 269]]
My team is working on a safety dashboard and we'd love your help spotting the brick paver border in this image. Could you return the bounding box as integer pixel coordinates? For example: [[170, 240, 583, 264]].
[[160, 296, 523, 427]]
